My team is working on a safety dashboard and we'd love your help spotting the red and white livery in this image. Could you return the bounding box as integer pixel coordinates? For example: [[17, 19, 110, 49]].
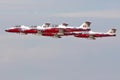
[[23, 21, 91, 38], [5, 25, 30, 34], [74, 28, 117, 40]]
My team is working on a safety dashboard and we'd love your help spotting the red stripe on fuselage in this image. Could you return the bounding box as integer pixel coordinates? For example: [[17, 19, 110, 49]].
[[5, 28, 21, 33], [74, 34, 115, 38]]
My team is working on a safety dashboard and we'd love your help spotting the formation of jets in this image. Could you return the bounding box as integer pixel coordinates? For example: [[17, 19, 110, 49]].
[[5, 21, 116, 40]]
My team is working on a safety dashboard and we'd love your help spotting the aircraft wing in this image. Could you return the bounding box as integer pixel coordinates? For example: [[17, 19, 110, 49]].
[[58, 28, 64, 33], [88, 34, 96, 40], [53, 28, 65, 38], [53, 34, 62, 38], [37, 30, 42, 35]]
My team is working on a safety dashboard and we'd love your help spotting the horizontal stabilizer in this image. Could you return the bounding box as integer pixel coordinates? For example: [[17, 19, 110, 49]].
[[61, 23, 68, 26]]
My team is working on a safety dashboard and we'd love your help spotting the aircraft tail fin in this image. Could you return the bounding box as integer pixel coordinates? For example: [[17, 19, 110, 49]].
[[107, 28, 117, 35], [61, 23, 68, 27], [42, 23, 50, 28], [79, 21, 91, 30], [58, 23, 68, 28]]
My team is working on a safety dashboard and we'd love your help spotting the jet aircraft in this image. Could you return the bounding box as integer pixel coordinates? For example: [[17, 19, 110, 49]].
[[74, 28, 117, 40], [5, 25, 30, 34]]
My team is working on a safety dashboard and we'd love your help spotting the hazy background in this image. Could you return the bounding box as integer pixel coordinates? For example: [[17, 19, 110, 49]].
[[0, 0, 120, 80]]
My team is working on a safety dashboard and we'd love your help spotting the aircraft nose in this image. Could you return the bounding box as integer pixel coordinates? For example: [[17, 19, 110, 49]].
[[5, 29, 9, 32]]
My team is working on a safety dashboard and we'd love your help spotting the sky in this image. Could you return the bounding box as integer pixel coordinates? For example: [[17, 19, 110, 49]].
[[0, 0, 120, 80]]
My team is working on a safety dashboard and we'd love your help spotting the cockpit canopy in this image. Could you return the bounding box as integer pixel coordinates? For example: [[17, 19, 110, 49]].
[[14, 25, 21, 27], [31, 26, 38, 29]]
